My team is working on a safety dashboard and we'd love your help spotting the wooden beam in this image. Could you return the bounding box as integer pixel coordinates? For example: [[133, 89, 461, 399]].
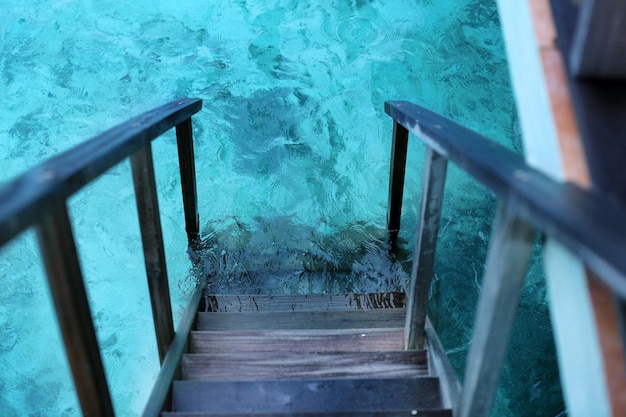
[[405, 147, 448, 350], [458, 203, 535, 417], [36, 204, 114, 417], [570, 0, 626, 79], [387, 121, 409, 246]]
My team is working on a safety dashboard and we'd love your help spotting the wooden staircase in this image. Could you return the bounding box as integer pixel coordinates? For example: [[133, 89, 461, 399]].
[[163, 292, 453, 416]]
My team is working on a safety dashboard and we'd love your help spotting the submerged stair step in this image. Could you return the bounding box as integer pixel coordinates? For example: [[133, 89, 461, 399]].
[[170, 378, 444, 413], [196, 309, 406, 331], [200, 292, 406, 312], [189, 328, 405, 353], [182, 350, 427, 381]]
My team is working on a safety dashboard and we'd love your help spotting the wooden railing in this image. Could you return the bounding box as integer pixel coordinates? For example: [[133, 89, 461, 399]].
[[0, 98, 203, 417], [385, 100, 626, 417]]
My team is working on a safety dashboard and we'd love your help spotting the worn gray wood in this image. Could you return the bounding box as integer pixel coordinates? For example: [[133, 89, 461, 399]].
[[176, 118, 200, 246], [182, 350, 427, 381], [385, 100, 626, 299], [196, 309, 406, 331], [405, 147, 448, 350], [182, 350, 426, 381], [190, 328, 404, 354], [570, 0, 626, 79], [200, 292, 405, 313], [36, 204, 114, 417], [171, 378, 443, 413], [131, 143, 175, 363], [142, 285, 203, 417], [387, 121, 410, 246], [458, 203, 535, 417], [161, 410, 453, 416]]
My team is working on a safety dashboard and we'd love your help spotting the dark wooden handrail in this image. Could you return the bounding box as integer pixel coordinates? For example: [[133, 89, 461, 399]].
[[385, 100, 626, 416], [0, 98, 203, 417], [385, 100, 626, 298], [0, 98, 202, 247]]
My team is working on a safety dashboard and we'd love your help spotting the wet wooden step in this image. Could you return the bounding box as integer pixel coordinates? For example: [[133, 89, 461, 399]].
[[196, 309, 406, 331], [170, 378, 444, 413], [200, 292, 406, 313], [162, 410, 453, 416], [182, 350, 427, 381], [189, 328, 404, 354]]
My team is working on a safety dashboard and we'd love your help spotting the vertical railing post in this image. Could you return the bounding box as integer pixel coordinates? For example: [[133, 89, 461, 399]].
[[387, 121, 409, 247], [36, 203, 114, 417], [175, 118, 200, 247], [131, 143, 175, 364], [405, 147, 448, 350], [458, 203, 535, 417]]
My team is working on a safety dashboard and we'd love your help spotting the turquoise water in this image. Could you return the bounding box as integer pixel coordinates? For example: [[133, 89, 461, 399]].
[[0, 0, 563, 415]]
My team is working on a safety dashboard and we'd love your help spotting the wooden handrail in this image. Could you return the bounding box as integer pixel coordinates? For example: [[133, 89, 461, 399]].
[[0, 98, 203, 417], [385, 99, 626, 416], [385, 100, 626, 298]]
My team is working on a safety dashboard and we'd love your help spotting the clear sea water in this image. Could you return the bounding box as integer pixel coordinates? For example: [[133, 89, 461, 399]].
[[0, 0, 564, 415]]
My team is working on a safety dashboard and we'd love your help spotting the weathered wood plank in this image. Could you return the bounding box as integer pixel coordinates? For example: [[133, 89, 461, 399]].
[[162, 410, 453, 417], [405, 147, 448, 350], [182, 350, 427, 381], [196, 309, 406, 331], [171, 378, 443, 412], [458, 204, 535, 417], [190, 328, 404, 354], [199, 292, 405, 313]]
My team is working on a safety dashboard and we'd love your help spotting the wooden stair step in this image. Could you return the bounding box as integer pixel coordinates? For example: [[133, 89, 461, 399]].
[[182, 350, 427, 381], [200, 292, 406, 313], [170, 378, 444, 413], [189, 328, 404, 353], [162, 410, 453, 416], [196, 309, 406, 331]]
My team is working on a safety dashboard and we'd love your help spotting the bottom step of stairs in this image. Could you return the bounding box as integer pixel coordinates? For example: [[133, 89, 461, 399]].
[[164, 292, 452, 416]]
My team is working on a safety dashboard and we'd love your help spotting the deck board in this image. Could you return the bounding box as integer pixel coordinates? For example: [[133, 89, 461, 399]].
[[171, 378, 442, 413], [196, 309, 406, 331], [181, 350, 427, 381], [190, 328, 404, 353]]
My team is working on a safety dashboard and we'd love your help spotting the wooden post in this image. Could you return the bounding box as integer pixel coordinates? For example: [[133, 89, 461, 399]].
[[36, 204, 114, 417], [175, 118, 200, 247], [458, 203, 535, 417], [405, 147, 448, 350], [387, 121, 409, 247], [131, 143, 175, 364]]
